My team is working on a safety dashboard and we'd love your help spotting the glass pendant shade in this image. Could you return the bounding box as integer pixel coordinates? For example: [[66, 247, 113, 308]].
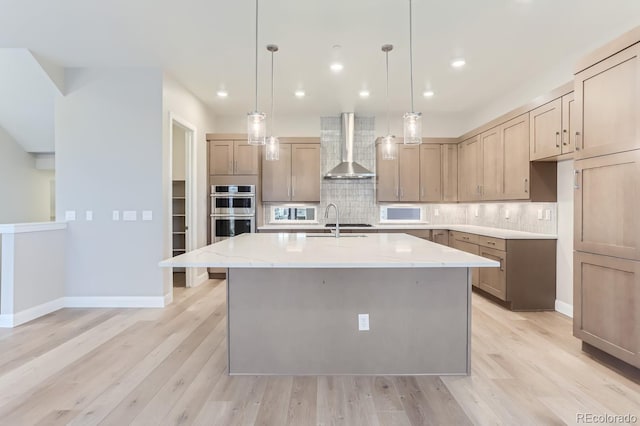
[[265, 136, 280, 161], [403, 112, 422, 144], [381, 135, 397, 160], [247, 112, 266, 145]]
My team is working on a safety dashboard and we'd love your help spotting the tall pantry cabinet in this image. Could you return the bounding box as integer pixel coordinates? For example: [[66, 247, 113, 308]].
[[573, 29, 640, 369]]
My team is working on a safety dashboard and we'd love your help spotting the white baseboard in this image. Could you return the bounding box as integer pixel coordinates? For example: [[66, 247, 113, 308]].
[[164, 291, 173, 306], [555, 300, 573, 318], [65, 296, 166, 308], [0, 297, 66, 328]]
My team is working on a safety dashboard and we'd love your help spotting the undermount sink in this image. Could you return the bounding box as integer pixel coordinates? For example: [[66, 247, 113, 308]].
[[306, 234, 368, 238]]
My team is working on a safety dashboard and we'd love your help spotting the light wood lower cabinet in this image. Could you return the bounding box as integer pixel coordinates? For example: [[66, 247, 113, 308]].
[[262, 144, 320, 202], [574, 251, 640, 368], [574, 150, 640, 260], [431, 229, 449, 246], [450, 231, 556, 310]]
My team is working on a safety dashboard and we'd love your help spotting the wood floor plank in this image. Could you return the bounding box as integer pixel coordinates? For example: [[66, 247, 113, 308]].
[[286, 376, 317, 426], [253, 376, 294, 426]]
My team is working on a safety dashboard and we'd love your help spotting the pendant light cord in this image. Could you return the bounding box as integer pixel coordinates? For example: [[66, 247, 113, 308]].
[[409, 0, 414, 113], [270, 50, 275, 135], [385, 50, 390, 135], [254, 0, 259, 111]]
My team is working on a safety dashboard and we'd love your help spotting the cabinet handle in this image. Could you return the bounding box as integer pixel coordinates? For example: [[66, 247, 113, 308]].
[[555, 131, 560, 148], [574, 170, 580, 189], [287, 185, 291, 198], [292, 177, 296, 198], [575, 132, 581, 151], [487, 241, 495, 245], [421, 187, 425, 198], [524, 178, 529, 193], [499, 258, 504, 272], [229, 161, 233, 173], [400, 187, 404, 199], [562, 129, 568, 146]]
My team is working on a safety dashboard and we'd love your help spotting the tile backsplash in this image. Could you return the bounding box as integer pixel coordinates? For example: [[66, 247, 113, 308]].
[[263, 115, 558, 235]]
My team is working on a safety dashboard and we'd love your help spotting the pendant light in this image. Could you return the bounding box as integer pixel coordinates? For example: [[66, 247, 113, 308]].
[[265, 44, 280, 161], [381, 44, 397, 160], [247, 0, 266, 145], [403, 0, 422, 145]]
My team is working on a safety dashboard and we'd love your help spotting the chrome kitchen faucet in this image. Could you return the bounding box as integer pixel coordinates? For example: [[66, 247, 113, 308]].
[[324, 203, 340, 238]]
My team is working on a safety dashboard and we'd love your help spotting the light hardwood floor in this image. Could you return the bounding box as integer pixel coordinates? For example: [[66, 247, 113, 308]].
[[0, 280, 638, 425]]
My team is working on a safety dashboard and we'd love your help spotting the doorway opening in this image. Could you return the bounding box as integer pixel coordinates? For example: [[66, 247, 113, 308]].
[[170, 116, 197, 288]]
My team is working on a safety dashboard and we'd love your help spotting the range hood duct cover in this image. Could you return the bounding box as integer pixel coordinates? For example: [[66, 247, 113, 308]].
[[324, 113, 375, 179]]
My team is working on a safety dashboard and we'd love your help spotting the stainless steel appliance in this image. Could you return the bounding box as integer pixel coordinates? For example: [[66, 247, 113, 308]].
[[211, 185, 256, 243]]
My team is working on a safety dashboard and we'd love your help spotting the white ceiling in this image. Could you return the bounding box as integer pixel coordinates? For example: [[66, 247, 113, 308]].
[[1, 0, 639, 132]]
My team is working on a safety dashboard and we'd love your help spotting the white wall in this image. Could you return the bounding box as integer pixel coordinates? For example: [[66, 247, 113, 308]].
[[556, 160, 574, 316], [162, 74, 216, 294], [214, 111, 467, 138], [56, 68, 165, 299], [0, 126, 54, 223]]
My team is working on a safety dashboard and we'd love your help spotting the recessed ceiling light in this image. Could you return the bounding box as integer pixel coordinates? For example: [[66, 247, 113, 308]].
[[451, 58, 466, 68], [330, 63, 344, 72], [216, 90, 228, 98], [294, 90, 306, 98], [423, 90, 435, 97], [359, 90, 370, 98]]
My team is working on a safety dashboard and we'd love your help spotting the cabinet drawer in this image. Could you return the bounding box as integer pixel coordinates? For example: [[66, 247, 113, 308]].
[[477, 236, 506, 251], [404, 229, 431, 240], [451, 231, 479, 244], [478, 247, 507, 300]]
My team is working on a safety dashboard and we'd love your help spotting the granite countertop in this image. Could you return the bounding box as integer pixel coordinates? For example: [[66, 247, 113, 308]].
[[257, 223, 557, 240], [159, 233, 499, 269]]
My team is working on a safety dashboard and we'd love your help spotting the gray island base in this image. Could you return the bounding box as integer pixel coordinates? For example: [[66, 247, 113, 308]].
[[159, 233, 498, 376], [228, 267, 471, 375]]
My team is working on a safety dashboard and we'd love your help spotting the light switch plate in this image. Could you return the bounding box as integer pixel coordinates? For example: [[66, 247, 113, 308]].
[[142, 210, 153, 221], [64, 210, 76, 221], [123, 211, 137, 221], [112, 211, 120, 221], [358, 314, 370, 331], [434, 208, 439, 217], [544, 209, 551, 220], [474, 208, 479, 217], [537, 209, 543, 220], [505, 209, 510, 219], [85, 211, 93, 221]]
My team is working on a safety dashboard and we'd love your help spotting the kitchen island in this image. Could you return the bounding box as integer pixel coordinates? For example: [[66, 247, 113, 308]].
[[160, 232, 498, 375]]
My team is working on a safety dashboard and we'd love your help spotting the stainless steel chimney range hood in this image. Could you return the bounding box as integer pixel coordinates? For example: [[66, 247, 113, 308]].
[[324, 113, 375, 179]]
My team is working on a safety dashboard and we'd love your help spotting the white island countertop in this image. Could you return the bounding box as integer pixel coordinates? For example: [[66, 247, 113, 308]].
[[160, 232, 499, 269]]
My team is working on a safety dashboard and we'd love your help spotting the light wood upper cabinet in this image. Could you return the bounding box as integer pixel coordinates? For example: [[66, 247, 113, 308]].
[[480, 127, 502, 200], [209, 140, 258, 175], [561, 92, 576, 154], [419, 144, 442, 202], [442, 144, 458, 202], [261, 144, 320, 202], [262, 144, 292, 202], [574, 251, 640, 368], [376, 144, 399, 202], [501, 114, 530, 199], [530, 98, 562, 160], [458, 136, 481, 201], [398, 145, 420, 202], [575, 44, 640, 160], [574, 150, 640, 261], [291, 144, 321, 202]]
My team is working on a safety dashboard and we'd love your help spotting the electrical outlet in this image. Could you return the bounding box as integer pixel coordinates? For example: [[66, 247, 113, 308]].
[[434, 208, 439, 217], [85, 211, 93, 221], [474, 208, 479, 217], [123, 211, 137, 221], [544, 209, 551, 220], [142, 210, 153, 221], [505, 209, 510, 219], [112, 211, 120, 221], [537, 209, 543, 220], [358, 314, 370, 331], [64, 210, 76, 221]]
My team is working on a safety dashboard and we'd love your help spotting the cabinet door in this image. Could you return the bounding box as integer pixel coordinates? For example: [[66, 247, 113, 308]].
[[209, 140, 234, 175], [262, 144, 292, 202], [480, 126, 502, 200], [478, 246, 507, 301], [442, 144, 458, 202], [376, 144, 399, 202], [575, 44, 640, 159], [291, 144, 320, 202], [574, 251, 639, 368], [561, 92, 576, 154], [458, 136, 481, 201], [233, 141, 259, 175], [530, 98, 562, 160], [574, 150, 640, 260], [398, 145, 420, 202], [419, 144, 442, 202], [502, 113, 530, 200], [432, 230, 449, 246]]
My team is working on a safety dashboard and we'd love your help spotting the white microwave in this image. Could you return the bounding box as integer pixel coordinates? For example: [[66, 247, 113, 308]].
[[379, 206, 425, 223]]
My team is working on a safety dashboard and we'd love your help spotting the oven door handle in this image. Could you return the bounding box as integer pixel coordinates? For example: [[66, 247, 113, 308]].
[[211, 194, 255, 198], [210, 214, 256, 218]]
